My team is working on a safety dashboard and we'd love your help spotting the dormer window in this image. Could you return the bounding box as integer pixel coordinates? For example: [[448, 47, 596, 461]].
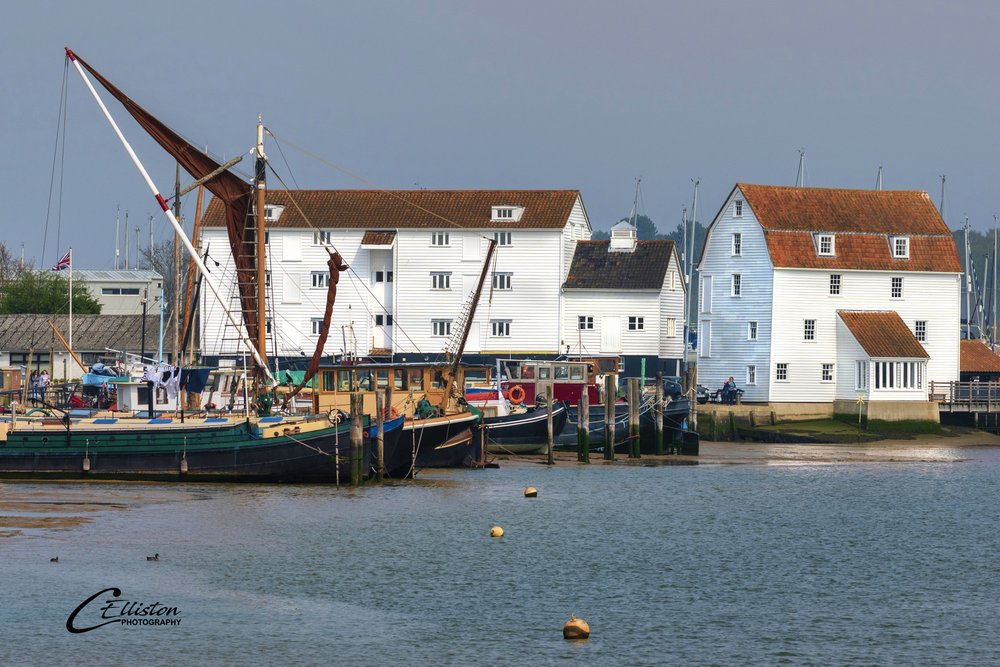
[[734, 200, 743, 217], [491, 206, 524, 222], [263, 204, 284, 222], [817, 234, 835, 256], [892, 236, 910, 259]]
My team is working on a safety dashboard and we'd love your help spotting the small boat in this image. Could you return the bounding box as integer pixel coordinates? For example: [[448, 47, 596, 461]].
[[481, 402, 569, 454]]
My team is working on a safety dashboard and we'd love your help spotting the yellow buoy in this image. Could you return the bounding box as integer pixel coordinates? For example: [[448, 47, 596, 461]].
[[490, 525, 504, 538], [563, 614, 590, 640], [524, 486, 538, 498]]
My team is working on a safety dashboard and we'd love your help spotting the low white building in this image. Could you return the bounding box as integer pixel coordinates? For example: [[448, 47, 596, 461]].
[[696, 183, 961, 418], [561, 222, 686, 376], [74, 270, 163, 316]]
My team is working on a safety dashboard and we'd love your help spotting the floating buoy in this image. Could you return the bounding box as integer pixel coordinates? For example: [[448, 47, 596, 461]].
[[524, 486, 538, 498], [180, 456, 188, 473], [563, 614, 590, 640], [490, 525, 504, 538], [82, 456, 91, 472]]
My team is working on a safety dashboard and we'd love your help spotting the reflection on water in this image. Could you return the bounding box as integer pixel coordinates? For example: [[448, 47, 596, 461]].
[[3, 446, 1000, 665]]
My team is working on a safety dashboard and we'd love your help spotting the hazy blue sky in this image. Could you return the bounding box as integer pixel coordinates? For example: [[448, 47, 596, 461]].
[[3, 0, 999, 268]]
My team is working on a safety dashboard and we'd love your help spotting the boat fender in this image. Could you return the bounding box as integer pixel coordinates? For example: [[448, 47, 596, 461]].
[[390, 406, 399, 418], [508, 385, 526, 403], [563, 615, 590, 640], [490, 525, 504, 538], [82, 456, 90, 472]]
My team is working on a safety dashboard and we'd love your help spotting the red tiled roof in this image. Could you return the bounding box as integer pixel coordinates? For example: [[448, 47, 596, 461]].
[[960, 339, 1000, 373], [838, 311, 929, 359], [361, 230, 396, 246], [202, 190, 581, 230], [734, 184, 961, 273]]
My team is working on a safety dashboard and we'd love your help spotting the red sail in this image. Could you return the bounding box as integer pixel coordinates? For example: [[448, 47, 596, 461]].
[[71, 51, 261, 355]]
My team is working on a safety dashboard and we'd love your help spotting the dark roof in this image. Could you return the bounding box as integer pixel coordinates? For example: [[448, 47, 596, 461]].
[[0, 315, 159, 353], [203, 190, 582, 230], [838, 311, 929, 359], [722, 184, 961, 273], [960, 339, 1000, 373], [563, 240, 675, 290], [360, 230, 396, 246]]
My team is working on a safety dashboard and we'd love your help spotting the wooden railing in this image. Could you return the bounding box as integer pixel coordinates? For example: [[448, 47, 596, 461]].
[[930, 381, 1000, 411]]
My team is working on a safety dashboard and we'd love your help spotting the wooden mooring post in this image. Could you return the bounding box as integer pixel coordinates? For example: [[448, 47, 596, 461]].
[[546, 394, 554, 465], [350, 392, 364, 485], [627, 378, 640, 458], [604, 374, 616, 460], [578, 389, 590, 463], [375, 390, 385, 482], [654, 371, 664, 455]]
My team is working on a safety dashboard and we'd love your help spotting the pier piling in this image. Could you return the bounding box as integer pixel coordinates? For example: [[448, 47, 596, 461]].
[[546, 393, 554, 465], [655, 371, 664, 455], [350, 392, 363, 485], [604, 375, 615, 460], [628, 378, 640, 458], [375, 390, 385, 482], [578, 389, 590, 463]]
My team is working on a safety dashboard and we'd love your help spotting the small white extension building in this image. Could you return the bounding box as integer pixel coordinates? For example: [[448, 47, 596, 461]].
[[696, 184, 961, 419]]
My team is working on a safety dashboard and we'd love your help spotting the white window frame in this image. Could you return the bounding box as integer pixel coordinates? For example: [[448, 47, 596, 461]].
[[748, 320, 758, 341], [776, 363, 788, 381], [492, 272, 512, 290], [628, 316, 644, 331], [891, 276, 903, 299], [431, 272, 452, 290], [732, 233, 742, 256], [915, 320, 927, 343], [578, 316, 594, 331], [818, 234, 835, 256], [856, 360, 869, 390], [491, 319, 511, 337], [893, 236, 910, 258], [313, 230, 332, 245], [829, 274, 841, 295], [431, 232, 450, 246], [746, 364, 756, 385], [666, 318, 677, 337], [822, 363, 834, 382], [493, 231, 512, 246], [311, 271, 330, 289], [731, 273, 742, 296], [311, 318, 323, 335], [432, 319, 452, 337], [804, 319, 816, 341], [671, 271, 677, 290], [734, 200, 743, 217]]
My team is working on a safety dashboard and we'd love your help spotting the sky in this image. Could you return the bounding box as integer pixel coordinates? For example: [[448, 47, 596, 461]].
[[3, 0, 1000, 269]]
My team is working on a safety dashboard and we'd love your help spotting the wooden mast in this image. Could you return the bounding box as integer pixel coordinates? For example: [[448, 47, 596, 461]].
[[180, 185, 205, 363], [439, 238, 497, 412], [254, 117, 268, 386]]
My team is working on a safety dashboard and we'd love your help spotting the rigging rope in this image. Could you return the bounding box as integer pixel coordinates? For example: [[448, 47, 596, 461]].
[[43, 60, 70, 264]]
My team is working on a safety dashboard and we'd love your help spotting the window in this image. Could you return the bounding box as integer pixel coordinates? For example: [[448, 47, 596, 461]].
[[893, 236, 910, 258], [494, 231, 512, 246], [578, 316, 594, 330], [265, 271, 271, 287], [731, 274, 742, 296], [891, 276, 903, 299], [671, 271, 677, 290], [804, 319, 816, 341], [102, 288, 119, 295], [732, 233, 742, 256], [431, 272, 451, 290], [734, 200, 743, 217], [628, 316, 644, 331], [874, 361, 922, 390], [746, 364, 756, 385], [311, 272, 330, 288], [494, 208, 514, 220], [313, 230, 332, 245], [311, 318, 323, 335], [776, 363, 788, 381], [265, 319, 272, 334], [431, 232, 450, 246], [102, 287, 140, 295], [822, 363, 834, 382], [667, 318, 677, 337], [829, 274, 841, 295], [492, 272, 512, 290], [374, 314, 393, 326], [432, 319, 452, 337], [491, 320, 511, 337], [915, 320, 927, 343], [856, 361, 869, 390], [408, 368, 424, 390], [818, 234, 835, 256], [374, 271, 394, 283], [748, 321, 758, 340]]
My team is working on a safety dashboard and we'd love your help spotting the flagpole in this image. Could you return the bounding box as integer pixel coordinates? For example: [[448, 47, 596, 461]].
[[68, 247, 73, 356]]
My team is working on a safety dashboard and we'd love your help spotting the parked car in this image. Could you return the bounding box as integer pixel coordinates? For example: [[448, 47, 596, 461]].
[[696, 384, 711, 404]]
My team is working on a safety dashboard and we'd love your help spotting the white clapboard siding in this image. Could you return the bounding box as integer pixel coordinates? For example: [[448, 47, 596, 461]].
[[695, 188, 775, 401], [659, 252, 686, 361], [562, 291, 660, 356]]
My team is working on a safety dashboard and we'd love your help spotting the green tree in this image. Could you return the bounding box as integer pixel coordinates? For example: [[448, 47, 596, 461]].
[[0, 271, 101, 314]]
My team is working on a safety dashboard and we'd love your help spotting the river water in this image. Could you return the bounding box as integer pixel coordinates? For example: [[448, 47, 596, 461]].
[[3, 444, 1000, 666]]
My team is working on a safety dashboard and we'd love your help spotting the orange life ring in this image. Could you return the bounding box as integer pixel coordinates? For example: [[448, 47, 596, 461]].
[[390, 406, 399, 418], [509, 385, 526, 403]]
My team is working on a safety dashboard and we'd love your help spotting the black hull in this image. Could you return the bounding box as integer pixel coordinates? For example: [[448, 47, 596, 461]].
[[557, 399, 698, 454], [484, 403, 569, 447], [407, 413, 480, 468]]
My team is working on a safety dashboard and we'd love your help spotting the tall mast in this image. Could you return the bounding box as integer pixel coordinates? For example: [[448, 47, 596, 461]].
[[680, 206, 689, 378], [124, 212, 129, 269], [795, 149, 807, 187], [115, 206, 120, 269], [939, 174, 946, 216], [254, 116, 268, 380], [965, 215, 971, 339], [875, 164, 883, 191], [994, 214, 998, 345], [172, 164, 181, 365]]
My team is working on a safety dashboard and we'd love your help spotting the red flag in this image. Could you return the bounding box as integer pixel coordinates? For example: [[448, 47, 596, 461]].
[[51, 250, 71, 272]]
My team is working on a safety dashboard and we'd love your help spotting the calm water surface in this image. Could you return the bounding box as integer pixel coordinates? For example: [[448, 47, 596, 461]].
[[3, 448, 1000, 666]]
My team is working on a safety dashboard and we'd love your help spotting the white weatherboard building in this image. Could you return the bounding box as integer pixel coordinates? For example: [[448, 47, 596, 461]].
[[696, 184, 961, 419], [74, 270, 163, 316], [197, 190, 687, 375]]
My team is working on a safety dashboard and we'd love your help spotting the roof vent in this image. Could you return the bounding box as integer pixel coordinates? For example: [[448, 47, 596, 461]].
[[609, 220, 637, 252]]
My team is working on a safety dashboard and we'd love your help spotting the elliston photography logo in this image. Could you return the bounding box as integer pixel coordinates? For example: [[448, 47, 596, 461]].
[[66, 587, 182, 633]]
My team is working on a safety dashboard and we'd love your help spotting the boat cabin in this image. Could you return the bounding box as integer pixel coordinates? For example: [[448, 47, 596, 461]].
[[500, 357, 618, 406], [313, 362, 490, 418]]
